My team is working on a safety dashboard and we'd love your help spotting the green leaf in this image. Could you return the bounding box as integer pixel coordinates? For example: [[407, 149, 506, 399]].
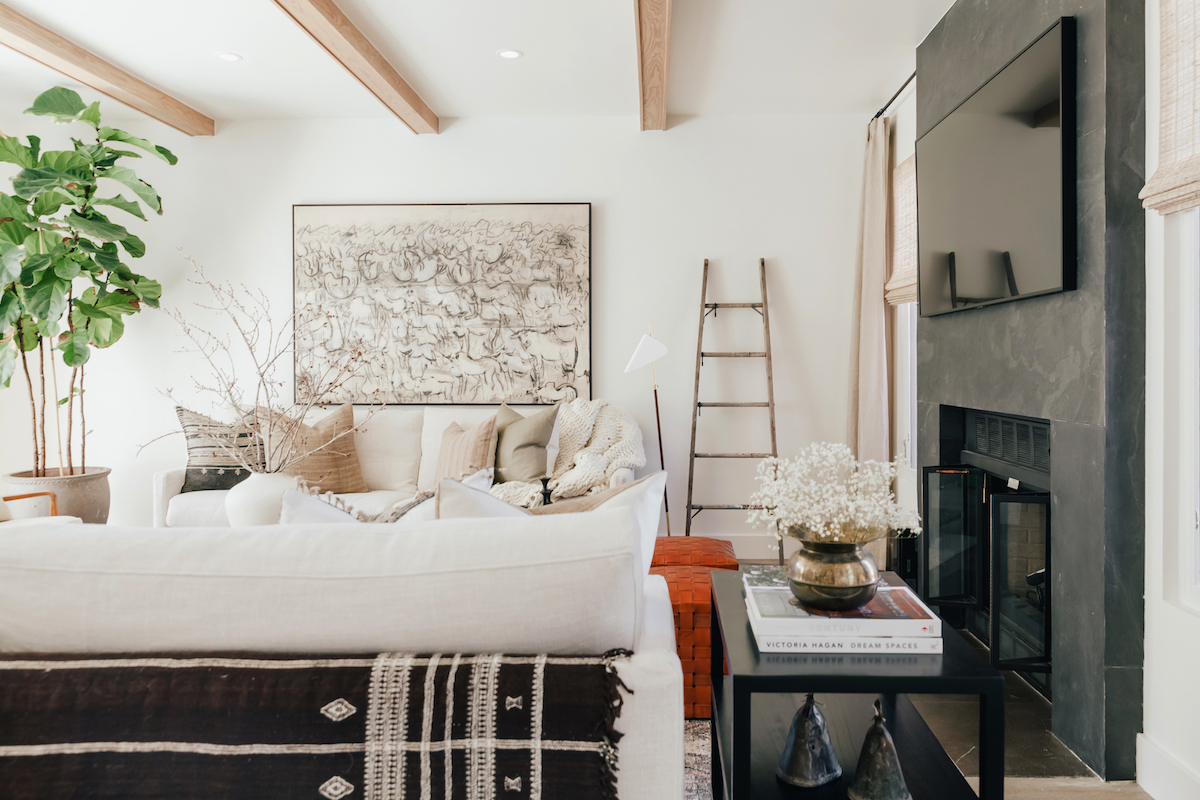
[[0, 341, 14, 388], [119, 233, 145, 259], [27, 135, 40, 163], [77, 102, 102, 128], [14, 316, 41, 350], [0, 291, 19, 330], [23, 229, 65, 257], [98, 166, 160, 213], [0, 193, 34, 245], [24, 275, 69, 321], [87, 314, 123, 348], [0, 136, 33, 168], [31, 187, 75, 218], [97, 127, 177, 164], [52, 259, 81, 281], [58, 327, 90, 366], [91, 195, 146, 221], [38, 149, 91, 172], [68, 209, 128, 242], [12, 167, 89, 199], [0, 244, 23, 285], [25, 88, 86, 122], [107, 273, 159, 307]]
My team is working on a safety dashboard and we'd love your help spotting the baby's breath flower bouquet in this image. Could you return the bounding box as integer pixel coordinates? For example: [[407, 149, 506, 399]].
[[748, 442, 921, 544]]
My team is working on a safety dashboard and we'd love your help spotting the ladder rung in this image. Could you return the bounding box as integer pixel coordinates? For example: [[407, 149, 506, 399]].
[[698, 402, 769, 408], [701, 352, 766, 358], [695, 453, 773, 459], [690, 504, 765, 510], [704, 302, 763, 309]]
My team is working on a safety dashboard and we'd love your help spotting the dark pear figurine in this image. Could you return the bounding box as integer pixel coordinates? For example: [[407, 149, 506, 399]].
[[777, 693, 842, 788], [848, 700, 913, 800]]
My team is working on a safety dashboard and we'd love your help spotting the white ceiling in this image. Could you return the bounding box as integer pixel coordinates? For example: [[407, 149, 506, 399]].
[[0, 0, 954, 125]]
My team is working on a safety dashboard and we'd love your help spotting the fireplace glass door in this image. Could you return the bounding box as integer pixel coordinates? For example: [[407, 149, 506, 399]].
[[990, 493, 1051, 674], [922, 467, 986, 608]]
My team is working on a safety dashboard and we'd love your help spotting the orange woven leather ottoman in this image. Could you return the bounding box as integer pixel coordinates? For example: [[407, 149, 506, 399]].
[[650, 537, 739, 719]]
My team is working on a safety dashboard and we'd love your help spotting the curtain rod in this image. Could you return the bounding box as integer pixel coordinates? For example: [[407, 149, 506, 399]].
[[873, 71, 916, 119]]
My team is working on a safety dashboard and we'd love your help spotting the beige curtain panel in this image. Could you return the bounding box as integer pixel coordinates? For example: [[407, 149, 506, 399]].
[[885, 155, 918, 305], [847, 116, 892, 466], [1142, 0, 1200, 214]]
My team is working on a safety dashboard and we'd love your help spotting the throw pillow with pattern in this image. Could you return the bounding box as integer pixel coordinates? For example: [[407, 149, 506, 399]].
[[176, 407, 265, 493]]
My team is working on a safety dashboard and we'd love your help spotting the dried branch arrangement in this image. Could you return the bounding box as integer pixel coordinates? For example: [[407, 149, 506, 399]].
[[164, 258, 381, 473]]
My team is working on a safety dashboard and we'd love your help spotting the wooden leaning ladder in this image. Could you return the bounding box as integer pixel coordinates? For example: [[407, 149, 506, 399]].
[[684, 258, 781, 560]]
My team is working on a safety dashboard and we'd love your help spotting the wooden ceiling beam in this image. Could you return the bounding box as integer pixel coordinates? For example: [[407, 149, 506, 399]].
[[272, 0, 438, 134], [634, 0, 672, 131], [0, 3, 214, 137]]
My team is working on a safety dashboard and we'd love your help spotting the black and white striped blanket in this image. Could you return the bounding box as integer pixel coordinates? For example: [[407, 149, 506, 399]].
[[0, 650, 632, 800]]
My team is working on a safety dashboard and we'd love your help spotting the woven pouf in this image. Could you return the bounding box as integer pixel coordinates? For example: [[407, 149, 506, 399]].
[[649, 537, 739, 719]]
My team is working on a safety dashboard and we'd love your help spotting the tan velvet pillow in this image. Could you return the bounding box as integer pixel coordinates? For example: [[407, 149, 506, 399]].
[[494, 404, 559, 483], [281, 404, 369, 493], [434, 415, 498, 484]]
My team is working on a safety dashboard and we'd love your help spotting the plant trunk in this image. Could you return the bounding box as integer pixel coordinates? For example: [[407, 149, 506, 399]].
[[37, 340, 47, 479], [66, 367, 76, 475], [18, 337, 38, 477], [79, 363, 85, 472]]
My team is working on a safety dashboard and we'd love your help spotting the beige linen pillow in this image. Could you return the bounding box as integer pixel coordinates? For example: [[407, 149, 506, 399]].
[[494, 404, 560, 484], [433, 415, 498, 484], [281, 404, 369, 493], [437, 479, 531, 520]]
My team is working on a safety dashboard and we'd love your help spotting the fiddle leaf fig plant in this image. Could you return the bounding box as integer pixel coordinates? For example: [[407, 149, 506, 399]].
[[0, 87, 175, 477]]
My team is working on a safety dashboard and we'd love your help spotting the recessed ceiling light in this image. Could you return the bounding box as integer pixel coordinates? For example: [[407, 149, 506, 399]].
[[496, 49, 523, 59], [216, 52, 243, 62]]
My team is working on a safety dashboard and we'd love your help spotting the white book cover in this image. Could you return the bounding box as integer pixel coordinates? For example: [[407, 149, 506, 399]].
[[741, 569, 942, 638], [745, 599, 944, 653]]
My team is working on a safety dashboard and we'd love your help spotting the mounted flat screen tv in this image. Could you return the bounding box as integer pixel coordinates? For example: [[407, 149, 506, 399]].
[[917, 18, 1076, 316]]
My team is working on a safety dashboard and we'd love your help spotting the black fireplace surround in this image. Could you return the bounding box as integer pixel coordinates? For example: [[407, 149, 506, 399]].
[[916, 0, 1144, 780]]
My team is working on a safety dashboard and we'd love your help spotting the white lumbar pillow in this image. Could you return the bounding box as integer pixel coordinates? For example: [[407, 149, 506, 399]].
[[437, 479, 529, 520], [390, 469, 495, 526], [279, 490, 360, 525]]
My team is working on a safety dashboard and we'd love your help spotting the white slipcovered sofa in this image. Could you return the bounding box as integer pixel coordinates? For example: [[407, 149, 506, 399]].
[[154, 405, 635, 527], [0, 507, 683, 798]]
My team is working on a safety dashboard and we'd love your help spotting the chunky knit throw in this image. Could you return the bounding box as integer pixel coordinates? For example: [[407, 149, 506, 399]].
[[490, 399, 646, 507]]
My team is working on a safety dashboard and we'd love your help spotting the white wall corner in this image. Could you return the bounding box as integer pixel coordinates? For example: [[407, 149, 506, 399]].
[[1137, 733, 1200, 800]]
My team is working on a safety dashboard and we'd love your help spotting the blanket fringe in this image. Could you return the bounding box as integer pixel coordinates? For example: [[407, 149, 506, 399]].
[[597, 648, 634, 800]]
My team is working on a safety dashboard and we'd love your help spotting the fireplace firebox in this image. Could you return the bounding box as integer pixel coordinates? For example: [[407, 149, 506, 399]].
[[921, 410, 1052, 696]]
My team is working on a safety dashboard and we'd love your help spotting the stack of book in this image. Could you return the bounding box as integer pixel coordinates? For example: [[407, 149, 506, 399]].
[[742, 566, 944, 654]]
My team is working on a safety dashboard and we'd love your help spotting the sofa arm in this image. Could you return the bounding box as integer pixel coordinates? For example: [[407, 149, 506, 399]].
[[610, 468, 635, 489], [153, 469, 186, 528]]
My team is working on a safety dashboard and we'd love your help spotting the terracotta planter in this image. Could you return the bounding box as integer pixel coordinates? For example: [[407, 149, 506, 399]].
[[4, 467, 112, 524]]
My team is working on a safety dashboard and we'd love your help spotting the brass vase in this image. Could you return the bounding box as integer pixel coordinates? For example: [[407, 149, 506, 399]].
[[785, 539, 880, 611]]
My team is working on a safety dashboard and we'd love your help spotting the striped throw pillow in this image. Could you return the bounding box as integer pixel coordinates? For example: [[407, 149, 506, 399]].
[[176, 407, 265, 493], [433, 416, 498, 485]]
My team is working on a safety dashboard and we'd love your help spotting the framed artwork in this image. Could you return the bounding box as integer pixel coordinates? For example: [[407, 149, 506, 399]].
[[293, 203, 591, 405]]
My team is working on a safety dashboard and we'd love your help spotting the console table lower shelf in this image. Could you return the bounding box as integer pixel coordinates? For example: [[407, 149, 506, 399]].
[[711, 686, 978, 800]]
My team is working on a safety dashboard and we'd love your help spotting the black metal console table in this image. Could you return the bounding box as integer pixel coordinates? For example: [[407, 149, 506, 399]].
[[710, 570, 1005, 799]]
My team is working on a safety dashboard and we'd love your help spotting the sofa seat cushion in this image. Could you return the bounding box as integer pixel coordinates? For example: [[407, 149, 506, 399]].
[[165, 489, 230, 527], [0, 508, 643, 654]]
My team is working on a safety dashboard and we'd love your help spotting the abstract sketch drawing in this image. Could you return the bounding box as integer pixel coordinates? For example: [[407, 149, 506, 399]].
[[293, 204, 590, 404]]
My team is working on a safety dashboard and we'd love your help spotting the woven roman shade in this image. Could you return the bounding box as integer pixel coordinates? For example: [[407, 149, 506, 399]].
[[1142, 0, 1200, 214], [885, 155, 919, 304]]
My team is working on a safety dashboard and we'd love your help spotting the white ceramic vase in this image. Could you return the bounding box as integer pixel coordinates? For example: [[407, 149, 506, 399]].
[[225, 472, 297, 527]]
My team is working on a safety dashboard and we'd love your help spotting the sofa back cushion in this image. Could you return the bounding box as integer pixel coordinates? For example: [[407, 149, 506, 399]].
[[353, 408, 422, 494], [0, 508, 642, 655]]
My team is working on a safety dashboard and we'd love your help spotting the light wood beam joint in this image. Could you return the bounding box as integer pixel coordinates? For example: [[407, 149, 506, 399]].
[[0, 2, 214, 137], [634, 0, 671, 131]]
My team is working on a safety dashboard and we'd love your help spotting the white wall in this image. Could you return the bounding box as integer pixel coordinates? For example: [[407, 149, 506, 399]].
[[0, 112, 867, 555], [1139, 0, 1200, 796]]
